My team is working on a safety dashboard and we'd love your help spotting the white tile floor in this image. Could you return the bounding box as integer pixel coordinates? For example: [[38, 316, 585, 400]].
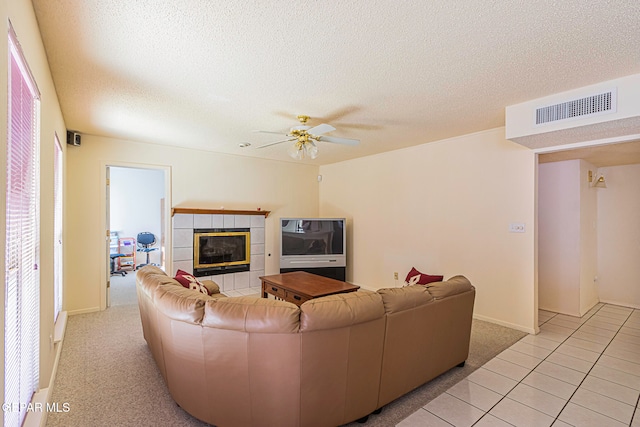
[[398, 303, 640, 426], [221, 286, 262, 297]]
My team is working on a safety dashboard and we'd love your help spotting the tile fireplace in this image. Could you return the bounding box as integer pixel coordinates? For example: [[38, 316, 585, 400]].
[[172, 210, 266, 292]]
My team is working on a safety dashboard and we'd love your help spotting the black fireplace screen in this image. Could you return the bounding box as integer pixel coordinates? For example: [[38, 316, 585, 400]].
[[193, 229, 250, 270]]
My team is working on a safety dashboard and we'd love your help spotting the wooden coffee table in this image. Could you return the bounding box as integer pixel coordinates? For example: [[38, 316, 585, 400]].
[[260, 271, 360, 306]]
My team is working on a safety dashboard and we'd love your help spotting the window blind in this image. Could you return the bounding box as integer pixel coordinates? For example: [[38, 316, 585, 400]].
[[5, 25, 41, 427]]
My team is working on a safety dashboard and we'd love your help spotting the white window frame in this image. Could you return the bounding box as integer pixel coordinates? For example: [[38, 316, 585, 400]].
[[53, 134, 63, 321], [4, 24, 41, 427]]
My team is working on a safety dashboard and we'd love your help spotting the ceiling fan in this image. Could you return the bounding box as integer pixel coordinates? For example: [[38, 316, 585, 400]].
[[255, 115, 360, 160]]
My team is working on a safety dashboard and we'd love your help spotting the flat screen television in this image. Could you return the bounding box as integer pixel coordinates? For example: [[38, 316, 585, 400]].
[[279, 218, 346, 269]]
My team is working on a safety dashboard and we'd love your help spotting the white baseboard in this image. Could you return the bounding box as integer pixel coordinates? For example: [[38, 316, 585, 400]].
[[21, 387, 49, 427], [67, 306, 100, 316], [473, 313, 537, 335], [356, 283, 380, 292], [598, 299, 640, 310], [54, 311, 68, 343]]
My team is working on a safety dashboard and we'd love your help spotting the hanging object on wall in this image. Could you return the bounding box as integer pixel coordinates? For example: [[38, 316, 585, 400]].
[[588, 170, 607, 188], [66, 130, 81, 146], [589, 171, 607, 188], [593, 173, 607, 188]]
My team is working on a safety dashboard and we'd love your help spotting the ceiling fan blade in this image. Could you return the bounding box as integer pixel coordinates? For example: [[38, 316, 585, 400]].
[[317, 135, 360, 146], [256, 137, 296, 149], [253, 130, 289, 136], [307, 123, 336, 135]]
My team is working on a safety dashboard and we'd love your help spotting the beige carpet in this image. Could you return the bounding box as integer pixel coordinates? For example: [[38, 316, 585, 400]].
[[46, 276, 526, 427]]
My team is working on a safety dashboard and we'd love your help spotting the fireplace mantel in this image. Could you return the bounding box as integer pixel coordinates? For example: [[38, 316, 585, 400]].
[[171, 208, 270, 218]]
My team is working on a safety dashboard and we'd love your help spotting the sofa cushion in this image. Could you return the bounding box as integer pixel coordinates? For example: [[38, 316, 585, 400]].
[[137, 266, 183, 300], [426, 275, 474, 300], [136, 265, 166, 283], [377, 285, 434, 314], [153, 284, 212, 324], [199, 279, 221, 295], [404, 267, 443, 286], [202, 297, 300, 333], [174, 269, 211, 295], [300, 292, 384, 332]]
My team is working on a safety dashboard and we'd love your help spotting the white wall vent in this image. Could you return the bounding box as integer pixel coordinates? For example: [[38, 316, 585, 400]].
[[506, 74, 640, 150], [535, 89, 616, 125]]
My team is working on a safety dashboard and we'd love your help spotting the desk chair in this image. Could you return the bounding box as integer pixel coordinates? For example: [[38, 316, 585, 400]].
[[136, 232, 159, 269], [110, 253, 126, 276]]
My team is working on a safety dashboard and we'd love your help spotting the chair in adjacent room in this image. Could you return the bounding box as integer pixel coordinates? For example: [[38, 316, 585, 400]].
[[109, 231, 126, 276], [110, 253, 126, 276], [136, 232, 159, 269]]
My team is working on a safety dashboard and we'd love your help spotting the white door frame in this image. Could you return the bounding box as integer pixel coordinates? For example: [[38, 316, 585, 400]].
[[532, 132, 640, 325], [100, 161, 172, 310]]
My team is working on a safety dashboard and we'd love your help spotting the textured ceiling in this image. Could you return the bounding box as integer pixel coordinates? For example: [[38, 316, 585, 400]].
[[32, 0, 640, 165], [538, 139, 640, 167]]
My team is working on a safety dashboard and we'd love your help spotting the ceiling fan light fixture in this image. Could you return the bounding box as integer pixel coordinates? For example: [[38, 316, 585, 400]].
[[306, 141, 318, 159], [288, 141, 305, 160], [287, 140, 318, 160]]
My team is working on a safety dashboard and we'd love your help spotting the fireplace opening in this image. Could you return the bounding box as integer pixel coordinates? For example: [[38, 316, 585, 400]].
[[193, 228, 250, 277]]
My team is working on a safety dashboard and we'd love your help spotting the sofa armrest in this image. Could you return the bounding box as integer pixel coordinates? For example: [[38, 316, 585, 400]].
[[200, 279, 221, 295]]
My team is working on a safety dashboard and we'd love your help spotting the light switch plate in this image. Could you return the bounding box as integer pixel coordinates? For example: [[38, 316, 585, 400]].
[[509, 223, 526, 233]]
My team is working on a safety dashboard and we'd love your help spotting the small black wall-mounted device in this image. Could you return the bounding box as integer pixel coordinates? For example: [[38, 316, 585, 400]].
[[66, 130, 81, 146]]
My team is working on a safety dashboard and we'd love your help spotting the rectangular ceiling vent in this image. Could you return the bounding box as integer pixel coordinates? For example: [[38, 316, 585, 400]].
[[535, 89, 616, 126]]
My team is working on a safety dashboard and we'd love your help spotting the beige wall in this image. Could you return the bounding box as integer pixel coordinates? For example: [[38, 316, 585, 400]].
[[319, 128, 537, 333], [538, 160, 581, 314], [1, 0, 68, 407], [597, 163, 640, 308], [538, 160, 599, 316], [65, 135, 320, 313], [579, 160, 599, 314]]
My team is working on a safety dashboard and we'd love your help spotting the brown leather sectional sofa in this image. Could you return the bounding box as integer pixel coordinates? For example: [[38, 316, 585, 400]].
[[136, 266, 475, 427]]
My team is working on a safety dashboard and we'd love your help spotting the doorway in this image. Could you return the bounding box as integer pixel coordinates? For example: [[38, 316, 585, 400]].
[[535, 138, 640, 317], [106, 164, 170, 307]]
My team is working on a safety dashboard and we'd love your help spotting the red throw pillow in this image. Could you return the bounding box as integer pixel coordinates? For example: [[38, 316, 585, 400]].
[[405, 267, 443, 286], [174, 269, 210, 295]]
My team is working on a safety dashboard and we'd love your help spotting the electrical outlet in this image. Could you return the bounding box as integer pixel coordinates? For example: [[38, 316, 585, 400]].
[[394, 272, 398, 280]]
